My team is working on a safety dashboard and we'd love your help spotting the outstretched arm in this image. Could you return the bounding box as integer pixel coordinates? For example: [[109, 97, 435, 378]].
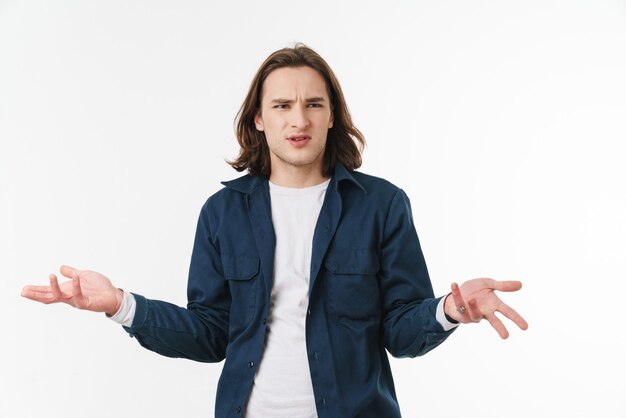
[[20, 201, 231, 363], [22, 263, 229, 362], [443, 278, 528, 339], [21, 265, 123, 316]]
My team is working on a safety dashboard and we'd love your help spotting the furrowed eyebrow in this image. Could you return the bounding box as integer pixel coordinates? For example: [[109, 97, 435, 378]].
[[270, 98, 294, 104], [269, 97, 327, 104]]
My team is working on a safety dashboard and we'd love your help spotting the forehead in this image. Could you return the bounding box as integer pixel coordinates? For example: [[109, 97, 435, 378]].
[[261, 66, 329, 101]]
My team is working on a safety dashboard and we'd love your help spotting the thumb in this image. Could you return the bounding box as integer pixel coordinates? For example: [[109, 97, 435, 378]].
[[490, 280, 523, 292], [60, 265, 80, 279]]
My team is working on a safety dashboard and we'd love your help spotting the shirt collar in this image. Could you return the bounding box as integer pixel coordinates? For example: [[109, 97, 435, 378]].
[[221, 162, 366, 194]]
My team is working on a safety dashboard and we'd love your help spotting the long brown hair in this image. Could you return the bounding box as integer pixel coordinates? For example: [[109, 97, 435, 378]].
[[229, 43, 365, 177]]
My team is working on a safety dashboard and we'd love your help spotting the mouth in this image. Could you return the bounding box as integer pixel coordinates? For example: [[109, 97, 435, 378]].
[[287, 134, 311, 142], [286, 134, 311, 148]]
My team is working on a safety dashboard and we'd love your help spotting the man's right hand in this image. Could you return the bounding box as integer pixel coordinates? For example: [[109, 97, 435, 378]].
[[21, 265, 123, 316]]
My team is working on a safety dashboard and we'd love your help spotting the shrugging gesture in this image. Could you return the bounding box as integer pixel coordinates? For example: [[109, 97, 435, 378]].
[[444, 278, 528, 339], [21, 265, 123, 316]]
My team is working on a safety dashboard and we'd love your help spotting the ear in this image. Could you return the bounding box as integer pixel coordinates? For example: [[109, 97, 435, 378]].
[[328, 111, 334, 129], [254, 113, 264, 131]]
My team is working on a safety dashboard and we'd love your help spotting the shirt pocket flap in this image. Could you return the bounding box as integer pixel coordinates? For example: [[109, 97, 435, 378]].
[[222, 255, 260, 281], [324, 249, 380, 275]]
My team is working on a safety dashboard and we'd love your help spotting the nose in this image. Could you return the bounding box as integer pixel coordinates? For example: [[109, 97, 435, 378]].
[[290, 104, 310, 129]]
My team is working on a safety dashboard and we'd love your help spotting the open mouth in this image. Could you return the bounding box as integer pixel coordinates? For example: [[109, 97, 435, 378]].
[[287, 134, 311, 147], [287, 134, 311, 142]]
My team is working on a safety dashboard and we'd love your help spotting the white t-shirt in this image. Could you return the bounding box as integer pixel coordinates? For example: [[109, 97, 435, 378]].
[[244, 179, 329, 418]]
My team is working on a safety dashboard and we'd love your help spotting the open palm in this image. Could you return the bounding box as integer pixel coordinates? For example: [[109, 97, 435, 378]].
[[445, 278, 528, 339], [21, 265, 122, 315]]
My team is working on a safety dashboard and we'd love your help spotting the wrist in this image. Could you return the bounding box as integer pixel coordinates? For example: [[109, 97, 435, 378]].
[[105, 288, 124, 317], [443, 293, 459, 324]]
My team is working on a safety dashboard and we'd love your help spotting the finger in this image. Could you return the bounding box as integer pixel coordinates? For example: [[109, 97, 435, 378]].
[[467, 298, 482, 323], [486, 313, 510, 339], [50, 274, 62, 300], [21, 288, 56, 303], [450, 282, 468, 316], [498, 302, 529, 331], [60, 265, 79, 280], [484, 279, 523, 292], [21, 284, 54, 292], [49, 273, 74, 301], [72, 273, 86, 308]]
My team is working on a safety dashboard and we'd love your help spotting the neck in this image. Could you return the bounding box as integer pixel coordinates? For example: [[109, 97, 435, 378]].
[[269, 164, 327, 188]]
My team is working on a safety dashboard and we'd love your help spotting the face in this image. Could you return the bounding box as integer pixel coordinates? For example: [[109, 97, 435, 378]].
[[254, 66, 334, 180]]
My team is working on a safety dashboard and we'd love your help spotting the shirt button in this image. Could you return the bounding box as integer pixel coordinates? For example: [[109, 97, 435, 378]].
[[236, 406, 241, 413], [262, 318, 267, 325], [248, 361, 254, 368], [308, 309, 311, 315]]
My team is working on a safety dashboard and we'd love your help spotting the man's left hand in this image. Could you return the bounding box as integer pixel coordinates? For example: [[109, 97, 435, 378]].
[[444, 278, 528, 339]]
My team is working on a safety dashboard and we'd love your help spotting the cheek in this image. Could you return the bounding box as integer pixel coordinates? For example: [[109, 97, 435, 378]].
[[263, 117, 284, 133], [322, 112, 333, 128], [263, 125, 283, 147]]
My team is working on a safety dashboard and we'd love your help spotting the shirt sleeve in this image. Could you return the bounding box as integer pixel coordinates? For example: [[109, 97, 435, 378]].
[[380, 188, 457, 358], [107, 290, 137, 327], [435, 296, 459, 332], [116, 199, 231, 363]]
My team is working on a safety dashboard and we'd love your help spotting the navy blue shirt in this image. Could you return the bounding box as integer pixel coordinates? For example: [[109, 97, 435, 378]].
[[124, 163, 455, 417]]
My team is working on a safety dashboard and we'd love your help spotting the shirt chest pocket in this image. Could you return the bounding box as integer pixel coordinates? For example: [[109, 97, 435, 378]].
[[323, 249, 381, 321], [222, 254, 260, 327]]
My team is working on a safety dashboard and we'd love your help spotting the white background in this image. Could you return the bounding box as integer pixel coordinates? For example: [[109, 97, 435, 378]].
[[1, 1, 625, 417]]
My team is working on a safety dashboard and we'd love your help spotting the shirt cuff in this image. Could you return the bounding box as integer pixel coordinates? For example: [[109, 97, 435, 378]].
[[107, 289, 137, 327], [436, 296, 459, 332]]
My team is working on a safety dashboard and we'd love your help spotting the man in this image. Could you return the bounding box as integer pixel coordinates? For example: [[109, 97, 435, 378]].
[[22, 44, 528, 418]]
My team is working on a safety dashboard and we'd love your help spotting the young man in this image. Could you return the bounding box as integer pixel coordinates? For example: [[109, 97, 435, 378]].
[[22, 44, 528, 418]]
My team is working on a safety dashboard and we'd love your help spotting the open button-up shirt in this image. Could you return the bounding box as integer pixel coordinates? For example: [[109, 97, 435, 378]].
[[124, 163, 456, 418]]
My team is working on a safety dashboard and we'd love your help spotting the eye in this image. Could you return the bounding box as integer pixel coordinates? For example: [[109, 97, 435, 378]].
[[307, 103, 323, 108], [273, 104, 289, 109]]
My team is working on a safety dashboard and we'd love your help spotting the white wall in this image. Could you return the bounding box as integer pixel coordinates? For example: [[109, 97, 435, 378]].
[[1, 1, 625, 417]]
